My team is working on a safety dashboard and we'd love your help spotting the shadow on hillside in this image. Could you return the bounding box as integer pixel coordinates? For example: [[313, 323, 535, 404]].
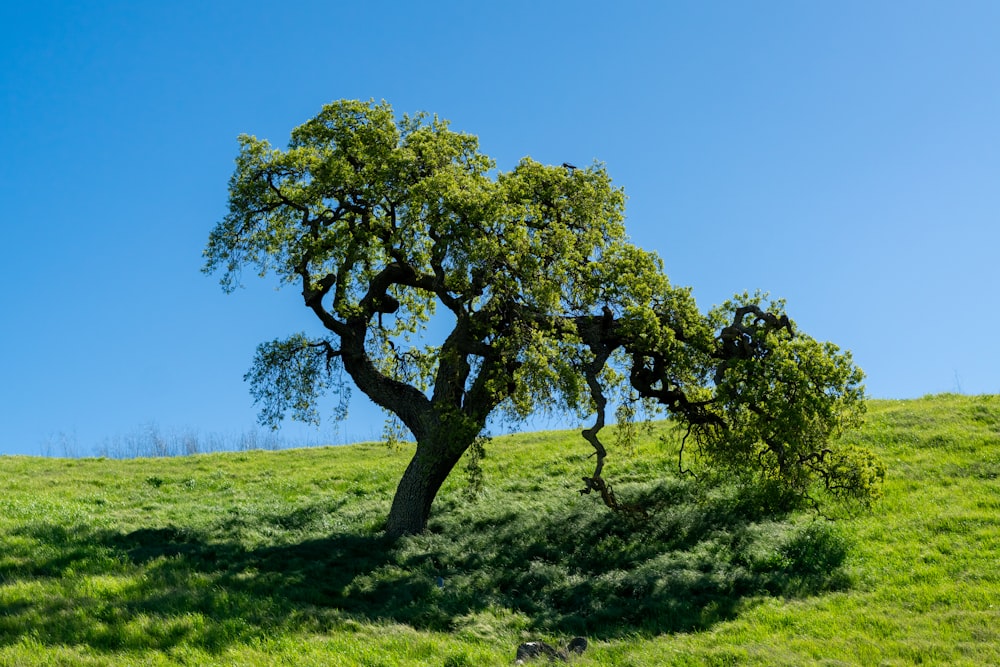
[[1, 483, 851, 652]]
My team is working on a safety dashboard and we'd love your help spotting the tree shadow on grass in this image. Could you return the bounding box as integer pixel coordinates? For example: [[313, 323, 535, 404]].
[[0, 524, 395, 653], [0, 480, 852, 653]]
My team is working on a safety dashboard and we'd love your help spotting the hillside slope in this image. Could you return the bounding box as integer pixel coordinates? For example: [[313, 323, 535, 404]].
[[0, 394, 997, 665]]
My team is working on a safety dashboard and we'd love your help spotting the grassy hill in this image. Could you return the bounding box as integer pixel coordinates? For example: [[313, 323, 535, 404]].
[[0, 394, 998, 666]]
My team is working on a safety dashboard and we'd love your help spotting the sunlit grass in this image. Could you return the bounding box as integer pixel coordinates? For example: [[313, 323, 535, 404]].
[[0, 395, 998, 665]]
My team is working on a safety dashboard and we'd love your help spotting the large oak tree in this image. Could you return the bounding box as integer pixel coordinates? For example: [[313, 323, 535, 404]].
[[204, 100, 882, 538]]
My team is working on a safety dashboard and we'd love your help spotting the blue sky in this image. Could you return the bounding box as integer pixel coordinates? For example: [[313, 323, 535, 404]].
[[2, 1, 998, 456]]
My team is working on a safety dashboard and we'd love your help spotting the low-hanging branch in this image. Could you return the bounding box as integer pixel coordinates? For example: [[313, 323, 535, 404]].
[[570, 298, 856, 518]]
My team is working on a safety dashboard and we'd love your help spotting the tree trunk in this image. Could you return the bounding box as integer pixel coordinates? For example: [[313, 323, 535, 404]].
[[384, 437, 468, 539]]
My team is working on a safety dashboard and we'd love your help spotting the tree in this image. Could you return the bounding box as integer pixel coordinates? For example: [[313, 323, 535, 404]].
[[204, 99, 882, 538]]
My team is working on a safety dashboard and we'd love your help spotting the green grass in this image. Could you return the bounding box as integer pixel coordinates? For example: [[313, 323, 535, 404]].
[[0, 394, 998, 665]]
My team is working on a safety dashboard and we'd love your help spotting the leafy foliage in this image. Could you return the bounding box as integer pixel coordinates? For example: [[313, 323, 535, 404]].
[[204, 99, 880, 534], [693, 293, 879, 509], [244, 334, 349, 427]]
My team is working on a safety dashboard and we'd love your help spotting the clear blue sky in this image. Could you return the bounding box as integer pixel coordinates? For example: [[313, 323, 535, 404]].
[[2, 1, 998, 456]]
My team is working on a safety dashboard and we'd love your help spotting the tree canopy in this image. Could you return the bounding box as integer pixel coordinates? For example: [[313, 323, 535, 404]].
[[204, 99, 882, 537]]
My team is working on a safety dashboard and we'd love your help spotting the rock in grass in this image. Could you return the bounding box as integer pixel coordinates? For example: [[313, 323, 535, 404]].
[[514, 637, 588, 663], [566, 637, 588, 655], [515, 641, 561, 664]]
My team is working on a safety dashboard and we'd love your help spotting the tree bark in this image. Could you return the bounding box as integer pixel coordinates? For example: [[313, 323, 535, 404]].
[[383, 435, 470, 539]]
